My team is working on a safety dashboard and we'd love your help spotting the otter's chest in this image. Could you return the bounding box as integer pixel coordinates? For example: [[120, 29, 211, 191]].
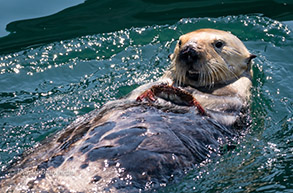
[[2, 102, 241, 192]]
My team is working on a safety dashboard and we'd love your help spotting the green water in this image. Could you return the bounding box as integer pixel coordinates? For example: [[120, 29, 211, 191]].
[[0, 0, 292, 192]]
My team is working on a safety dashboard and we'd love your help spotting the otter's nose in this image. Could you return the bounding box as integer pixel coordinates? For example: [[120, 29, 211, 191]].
[[179, 46, 199, 64]]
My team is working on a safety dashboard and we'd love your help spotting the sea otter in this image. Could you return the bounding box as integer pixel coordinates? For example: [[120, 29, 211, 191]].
[[0, 29, 256, 192]]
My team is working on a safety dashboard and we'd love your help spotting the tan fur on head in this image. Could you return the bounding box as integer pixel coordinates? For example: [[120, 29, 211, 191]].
[[168, 29, 255, 87]]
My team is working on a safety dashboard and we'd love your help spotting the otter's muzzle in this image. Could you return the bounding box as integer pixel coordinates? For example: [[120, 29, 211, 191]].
[[179, 46, 199, 65]]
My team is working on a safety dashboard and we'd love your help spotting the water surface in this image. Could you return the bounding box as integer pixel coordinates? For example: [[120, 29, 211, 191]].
[[0, 1, 292, 192]]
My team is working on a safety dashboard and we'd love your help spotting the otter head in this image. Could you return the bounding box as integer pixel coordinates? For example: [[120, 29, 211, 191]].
[[169, 29, 256, 87]]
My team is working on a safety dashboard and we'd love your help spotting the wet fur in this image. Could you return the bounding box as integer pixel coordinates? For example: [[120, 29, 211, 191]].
[[0, 29, 255, 192]]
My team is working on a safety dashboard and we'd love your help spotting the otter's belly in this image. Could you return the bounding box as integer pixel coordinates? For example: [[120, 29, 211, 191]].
[[1, 101, 240, 192]]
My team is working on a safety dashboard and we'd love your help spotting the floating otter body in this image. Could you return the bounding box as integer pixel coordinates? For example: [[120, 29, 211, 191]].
[[0, 29, 256, 192]]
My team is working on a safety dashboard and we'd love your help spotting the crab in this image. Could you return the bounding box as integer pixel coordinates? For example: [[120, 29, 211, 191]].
[[136, 84, 207, 116]]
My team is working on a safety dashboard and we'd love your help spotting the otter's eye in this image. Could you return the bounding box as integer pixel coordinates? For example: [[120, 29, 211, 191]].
[[215, 41, 224, 49], [178, 40, 182, 47]]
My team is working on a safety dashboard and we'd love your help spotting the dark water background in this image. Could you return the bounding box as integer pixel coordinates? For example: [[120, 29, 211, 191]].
[[0, 0, 292, 192]]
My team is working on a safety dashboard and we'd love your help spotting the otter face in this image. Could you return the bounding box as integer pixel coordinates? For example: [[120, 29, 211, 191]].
[[169, 29, 256, 87]]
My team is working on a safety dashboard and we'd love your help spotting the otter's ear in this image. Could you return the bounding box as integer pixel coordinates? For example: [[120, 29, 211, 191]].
[[168, 53, 174, 60], [246, 54, 257, 64]]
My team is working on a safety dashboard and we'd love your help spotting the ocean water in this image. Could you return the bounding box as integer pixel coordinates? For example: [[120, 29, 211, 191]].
[[0, 1, 292, 192]]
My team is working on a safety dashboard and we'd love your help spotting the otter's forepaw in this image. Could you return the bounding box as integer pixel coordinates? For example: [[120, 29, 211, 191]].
[[136, 89, 156, 102]]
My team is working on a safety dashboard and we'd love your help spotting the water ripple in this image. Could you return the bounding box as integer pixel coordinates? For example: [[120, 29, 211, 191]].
[[0, 15, 292, 192]]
